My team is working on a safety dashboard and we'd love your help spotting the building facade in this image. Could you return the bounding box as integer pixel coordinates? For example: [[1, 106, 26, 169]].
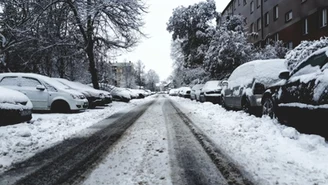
[[110, 61, 134, 88], [221, 0, 328, 48]]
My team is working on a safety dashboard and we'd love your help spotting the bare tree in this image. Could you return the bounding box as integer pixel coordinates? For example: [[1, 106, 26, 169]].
[[134, 60, 145, 88], [0, 0, 147, 88], [65, 0, 147, 89], [145, 69, 159, 91]]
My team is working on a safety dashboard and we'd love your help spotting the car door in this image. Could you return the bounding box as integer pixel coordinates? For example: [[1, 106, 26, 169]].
[[20, 77, 49, 110]]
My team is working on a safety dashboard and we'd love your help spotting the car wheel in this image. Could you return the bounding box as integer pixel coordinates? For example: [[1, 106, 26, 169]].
[[221, 96, 226, 109], [51, 100, 70, 113], [242, 98, 252, 114], [262, 96, 276, 119]]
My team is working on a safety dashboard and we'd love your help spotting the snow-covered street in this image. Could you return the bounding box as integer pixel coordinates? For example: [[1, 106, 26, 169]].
[[1, 95, 328, 185]]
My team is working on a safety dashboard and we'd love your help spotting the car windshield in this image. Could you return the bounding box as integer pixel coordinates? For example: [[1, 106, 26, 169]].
[[291, 51, 328, 77]]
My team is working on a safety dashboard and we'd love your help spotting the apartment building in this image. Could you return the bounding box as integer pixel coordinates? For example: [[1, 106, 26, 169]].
[[110, 61, 134, 88], [221, 0, 328, 49]]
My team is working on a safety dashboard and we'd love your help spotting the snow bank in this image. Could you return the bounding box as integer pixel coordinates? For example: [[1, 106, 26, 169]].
[[170, 96, 328, 185]]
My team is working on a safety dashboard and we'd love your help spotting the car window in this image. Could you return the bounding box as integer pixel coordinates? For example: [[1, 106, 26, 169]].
[[44, 82, 57, 92], [0, 76, 20, 86], [291, 52, 328, 77], [21, 77, 42, 87]]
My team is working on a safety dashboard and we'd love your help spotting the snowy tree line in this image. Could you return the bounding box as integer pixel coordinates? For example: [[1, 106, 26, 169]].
[[0, 0, 147, 89], [166, 0, 290, 87]]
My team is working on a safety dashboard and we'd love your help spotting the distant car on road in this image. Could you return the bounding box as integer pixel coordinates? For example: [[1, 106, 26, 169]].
[[199, 80, 223, 104], [0, 86, 33, 124], [261, 47, 328, 125], [0, 73, 88, 113], [222, 59, 287, 115]]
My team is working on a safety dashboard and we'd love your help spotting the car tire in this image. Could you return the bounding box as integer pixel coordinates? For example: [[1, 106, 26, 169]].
[[262, 96, 276, 119], [242, 98, 252, 114], [221, 96, 227, 109], [51, 100, 70, 113]]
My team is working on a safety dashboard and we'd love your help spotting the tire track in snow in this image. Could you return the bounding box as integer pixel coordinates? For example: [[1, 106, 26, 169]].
[[165, 99, 254, 185], [1, 100, 155, 185]]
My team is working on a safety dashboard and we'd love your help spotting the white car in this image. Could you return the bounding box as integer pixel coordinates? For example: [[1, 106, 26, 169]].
[[0, 86, 33, 124], [0, 73, 89, 113]]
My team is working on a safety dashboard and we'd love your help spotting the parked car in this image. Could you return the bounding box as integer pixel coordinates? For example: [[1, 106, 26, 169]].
[[190, 84, 204, 101], [110, 87, 132, 102], [54, 78, 109, 108], [0, 86, 33, 124], [178, 87, 191, 98], [0, 73, 89, 113], [169, 88, 179, 96], [261, 47, 328, 124], [199, 80, 223, 104], [222, 59, 287, 115]]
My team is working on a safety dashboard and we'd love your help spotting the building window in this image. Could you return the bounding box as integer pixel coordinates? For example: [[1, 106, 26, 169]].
[[234, 0, 237, 10], [257, 0, 261, 8], [244, 0, 247, 6], [285, 10, 293, 22], [320, 9, 327, 27], [250, 1, 254, 13], [250, 23, 255, 33], [238, 0, 240, 6], [287, 42, 293, 49], [274, 33, 279, 41], [303, 18, 308, 35], [257, 18, 261, 31], [274, 5, 279, 20], [265, 12, 269, 26]]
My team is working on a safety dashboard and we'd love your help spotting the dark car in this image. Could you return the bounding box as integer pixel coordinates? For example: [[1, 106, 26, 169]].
[[0, 86, 33, 125], [261, 47, 328, 125]]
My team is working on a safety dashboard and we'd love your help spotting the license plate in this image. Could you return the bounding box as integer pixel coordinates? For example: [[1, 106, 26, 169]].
[[21, 110, 31, 116]]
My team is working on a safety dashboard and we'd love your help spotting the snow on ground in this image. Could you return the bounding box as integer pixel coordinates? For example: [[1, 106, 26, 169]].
[[170, 96, 328, 185], [0, 97, 154, 173], [83, 97, 171, 185]]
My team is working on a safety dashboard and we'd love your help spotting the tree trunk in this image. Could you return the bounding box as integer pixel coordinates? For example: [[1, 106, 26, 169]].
[[86, 42, 99, 89]]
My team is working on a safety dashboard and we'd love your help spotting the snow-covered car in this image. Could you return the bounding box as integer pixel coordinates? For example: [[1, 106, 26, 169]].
[[261, 47, 328, 124], [0, 86, 33, 124], [0, 73, 88, 113], [109, 87, 132, 102], [190, 84, 204, 101], [199, 80, 223, 104], [169, 88, 179, 96], [54, 78, 110, 108], [178, 86, 191, 98], [222, 59, 287, 115]]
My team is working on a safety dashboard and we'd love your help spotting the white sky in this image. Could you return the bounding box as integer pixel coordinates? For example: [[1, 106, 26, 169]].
[[1, 96, 328, 184], [116, 0, 231, 81]]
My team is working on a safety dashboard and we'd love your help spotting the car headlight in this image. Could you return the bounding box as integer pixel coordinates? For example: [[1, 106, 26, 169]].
[[99, 93, 105, 98]]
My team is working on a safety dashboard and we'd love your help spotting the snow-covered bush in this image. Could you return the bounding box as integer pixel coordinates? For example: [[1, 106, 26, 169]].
[[254, 40, 288, 60], [285, 37, 328, 71], [204, 15, 254, 79]]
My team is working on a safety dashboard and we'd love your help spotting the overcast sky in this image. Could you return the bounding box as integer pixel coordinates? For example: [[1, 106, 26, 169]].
[[116, 0, 230, 81]]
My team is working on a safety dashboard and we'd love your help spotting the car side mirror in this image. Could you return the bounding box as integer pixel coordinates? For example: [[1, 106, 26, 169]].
[[36, 85, 46, 91], [279, 71, 290, 79]]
